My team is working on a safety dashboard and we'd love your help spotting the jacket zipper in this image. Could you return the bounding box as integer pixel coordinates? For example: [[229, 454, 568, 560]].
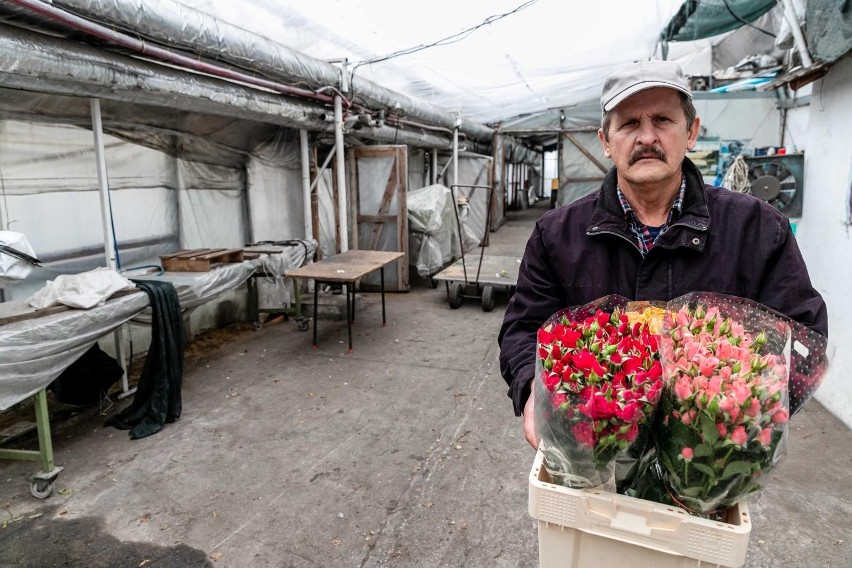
[[586, 227, 643, 254]]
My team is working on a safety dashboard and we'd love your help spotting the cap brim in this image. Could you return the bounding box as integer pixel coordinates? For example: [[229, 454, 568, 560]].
[[603, 82, 692, 112]]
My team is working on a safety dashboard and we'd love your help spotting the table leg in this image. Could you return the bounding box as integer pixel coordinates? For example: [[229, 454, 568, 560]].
[[312, 280, 319, 348], [381, 267, 387, 326], [345, 282, 352, 352], [350, 282, 356, 322], [33, 389, 55, 474]]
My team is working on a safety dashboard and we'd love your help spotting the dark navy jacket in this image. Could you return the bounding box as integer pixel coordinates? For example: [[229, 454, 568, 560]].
[[498, 158, 828, 416]]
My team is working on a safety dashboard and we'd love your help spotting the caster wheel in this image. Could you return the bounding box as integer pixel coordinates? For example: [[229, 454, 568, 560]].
[[429, 277, 439, 289], [252, 321, 263, 331], [448, 283, 463, 309], [30, 479, 54, 499], [297, 319, 310, 332], [481, 286, 495, 312]]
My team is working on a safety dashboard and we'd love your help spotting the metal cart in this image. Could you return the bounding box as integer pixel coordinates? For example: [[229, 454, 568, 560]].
[[245, 240, 312, 331], [432, 184, 521, 311], [0, 389, 63, 498]]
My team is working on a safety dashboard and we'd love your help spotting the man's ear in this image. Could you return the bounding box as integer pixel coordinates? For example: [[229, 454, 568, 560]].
[[598, 128, 611, 159], [687, 116, 701, 151]]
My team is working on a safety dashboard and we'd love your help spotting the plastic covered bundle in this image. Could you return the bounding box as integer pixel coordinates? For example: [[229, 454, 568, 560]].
[[654, 292, 792, 516], [534, 295, 664, 492], [0, 231, 39, 282], [406, 184, 456, 277]]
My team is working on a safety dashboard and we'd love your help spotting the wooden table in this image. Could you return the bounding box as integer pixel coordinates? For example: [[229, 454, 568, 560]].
[[285, 250, 404, 351]]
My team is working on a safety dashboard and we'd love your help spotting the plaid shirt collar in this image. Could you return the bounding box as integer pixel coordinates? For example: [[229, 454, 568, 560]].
[[617, 175, 686, 256]]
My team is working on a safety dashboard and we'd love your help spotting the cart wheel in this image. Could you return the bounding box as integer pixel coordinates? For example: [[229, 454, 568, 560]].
[[481, 286, 495, 312], [297, 319, 310, 332], [30, 479, 54, 499], [448, 283, 463, 309], [252, 321, 263, 331]]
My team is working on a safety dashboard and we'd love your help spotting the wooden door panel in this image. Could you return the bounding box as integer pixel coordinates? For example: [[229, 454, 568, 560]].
[[351, 146, 408, 291]]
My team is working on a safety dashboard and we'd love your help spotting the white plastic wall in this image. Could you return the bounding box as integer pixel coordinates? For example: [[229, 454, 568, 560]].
[[0, 120, 178, 299], [246, 130, 305, 243], [795, 56, 852, 429], [693, 96, 781, 151]]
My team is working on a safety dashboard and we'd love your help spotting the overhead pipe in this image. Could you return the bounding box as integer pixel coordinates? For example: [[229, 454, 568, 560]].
[[6, 0, 337, 106], [5, 0, 461, 152], [4, 1, 531, 158], [31, 0, 495, 142], [0, 25, 456, 150]]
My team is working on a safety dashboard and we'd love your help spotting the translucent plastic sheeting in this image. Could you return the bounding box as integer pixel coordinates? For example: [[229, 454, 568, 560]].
[[354, 152, 405, 289], [558, 131, 610, 207], [133, 242, 315, 311], [246, 130, 306, 243], [443, 154, 493, 252], [407, 184, 456, 277], [176, 0, 684, 125], [0, 120, 176, 257], [316, 170, 337, 259], [0, 290, 150, 410], [0, 243, 315, 410], [176, 160, 247, 249]]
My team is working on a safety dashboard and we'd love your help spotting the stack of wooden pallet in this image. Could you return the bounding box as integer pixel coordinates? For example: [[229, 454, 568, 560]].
[[159, 248, 246, 272]]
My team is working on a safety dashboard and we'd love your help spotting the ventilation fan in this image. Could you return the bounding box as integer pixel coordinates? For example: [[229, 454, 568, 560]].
[[744, 154, 804, 218]]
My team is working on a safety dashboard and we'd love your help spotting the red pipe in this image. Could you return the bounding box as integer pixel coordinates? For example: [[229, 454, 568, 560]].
[[8, 0, 337, 105], [9, 0, 464, 142]]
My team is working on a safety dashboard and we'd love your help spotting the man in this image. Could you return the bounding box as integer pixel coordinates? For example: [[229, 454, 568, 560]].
[[498, 60, 828, 448]]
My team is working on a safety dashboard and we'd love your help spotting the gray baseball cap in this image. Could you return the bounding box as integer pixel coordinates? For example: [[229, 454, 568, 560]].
[[601, 60, 691, 112]]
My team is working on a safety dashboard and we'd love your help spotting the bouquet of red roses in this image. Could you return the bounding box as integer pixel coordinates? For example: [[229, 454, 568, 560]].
[[534, 296, 663, 491], [653, 292, 792, 516]]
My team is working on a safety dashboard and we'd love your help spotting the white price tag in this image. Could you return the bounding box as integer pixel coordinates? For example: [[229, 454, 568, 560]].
[[793, 340, 809, 358]]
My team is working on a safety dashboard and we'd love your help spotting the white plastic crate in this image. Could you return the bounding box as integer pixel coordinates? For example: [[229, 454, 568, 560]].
[[529, 451, 750, 568]]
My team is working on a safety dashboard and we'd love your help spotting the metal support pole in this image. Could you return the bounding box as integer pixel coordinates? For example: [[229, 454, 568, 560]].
[[345, 282, 352, 353], [453, 120, 460, 189], [312, 281, 319, 348], [173, 152, 186, 249], [91, 98, 131, 395], [431, 149, 439, 185], [780, 0, 814, 68], [299, 129, 313, 241], [334, 95, 349, 253], [0, 170, 7, 231]]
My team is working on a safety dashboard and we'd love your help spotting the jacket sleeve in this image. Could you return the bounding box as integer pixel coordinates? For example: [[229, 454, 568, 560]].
[[498, 220, 567, 416], [757, 218, 828, 337]]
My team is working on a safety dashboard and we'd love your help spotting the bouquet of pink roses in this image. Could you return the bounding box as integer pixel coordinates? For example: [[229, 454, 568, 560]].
[[653, 292, 792, 516], [534, 295, 663, 491]]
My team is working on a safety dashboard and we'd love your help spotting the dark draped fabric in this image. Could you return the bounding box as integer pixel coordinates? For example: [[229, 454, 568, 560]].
[[105, 280, 184, 439]]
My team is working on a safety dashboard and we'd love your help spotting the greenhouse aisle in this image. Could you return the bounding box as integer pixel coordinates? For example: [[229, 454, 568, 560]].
[[0, 198, 849, 568]]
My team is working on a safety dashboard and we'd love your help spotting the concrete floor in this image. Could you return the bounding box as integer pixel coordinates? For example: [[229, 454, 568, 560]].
[[1, 200, 850, 568]]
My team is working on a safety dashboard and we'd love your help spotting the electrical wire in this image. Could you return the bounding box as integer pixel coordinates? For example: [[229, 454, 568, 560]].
[[721, 0, 777, 39], [106, 184, 122, 270], [353, 0, 538, 69]]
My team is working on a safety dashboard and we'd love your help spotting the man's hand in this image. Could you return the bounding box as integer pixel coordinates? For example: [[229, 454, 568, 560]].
[[523, 385, 539, 450]]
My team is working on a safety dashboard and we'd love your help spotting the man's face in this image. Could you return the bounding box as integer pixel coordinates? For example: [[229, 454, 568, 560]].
[[598, 88, 700, 190]]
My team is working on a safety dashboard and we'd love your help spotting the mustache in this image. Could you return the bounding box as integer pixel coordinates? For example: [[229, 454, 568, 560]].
[[628, 146, 667, 166]]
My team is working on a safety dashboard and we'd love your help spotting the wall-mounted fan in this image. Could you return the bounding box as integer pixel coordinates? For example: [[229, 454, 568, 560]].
[[744, 154, 804, 218]]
